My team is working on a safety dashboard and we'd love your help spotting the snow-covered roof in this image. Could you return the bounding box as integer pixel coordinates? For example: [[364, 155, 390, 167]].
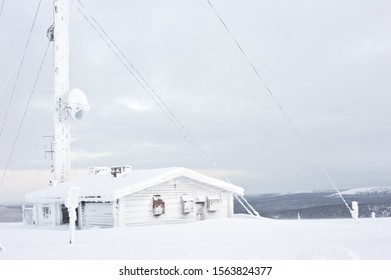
[[25, 167, 244, 203]]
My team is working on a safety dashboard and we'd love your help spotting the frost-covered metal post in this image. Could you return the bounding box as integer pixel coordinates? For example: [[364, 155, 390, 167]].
[[53, 0, 70, 183], [351, 201, 359, 223], [65, 186, 79, 244]]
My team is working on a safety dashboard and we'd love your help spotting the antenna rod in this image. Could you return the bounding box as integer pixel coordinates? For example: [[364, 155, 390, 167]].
[[53, 0, 70, 183]]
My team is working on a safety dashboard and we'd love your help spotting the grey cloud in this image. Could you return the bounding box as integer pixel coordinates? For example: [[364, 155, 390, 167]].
[[0, 0, 390, 203]]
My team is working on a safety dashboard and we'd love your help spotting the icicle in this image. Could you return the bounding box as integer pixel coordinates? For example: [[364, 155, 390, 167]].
[[65, 186, 80, 244]]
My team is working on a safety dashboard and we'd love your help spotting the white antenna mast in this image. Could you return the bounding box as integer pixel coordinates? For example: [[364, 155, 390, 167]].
[[49, 0, 90, 184], [53, 0, 70, 183]]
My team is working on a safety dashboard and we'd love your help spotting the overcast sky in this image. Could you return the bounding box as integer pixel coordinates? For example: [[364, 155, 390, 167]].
[[0, 0, 390, 204]]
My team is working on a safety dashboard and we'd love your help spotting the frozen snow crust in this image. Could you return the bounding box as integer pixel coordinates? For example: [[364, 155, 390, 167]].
[[1, 216, 390, 260]]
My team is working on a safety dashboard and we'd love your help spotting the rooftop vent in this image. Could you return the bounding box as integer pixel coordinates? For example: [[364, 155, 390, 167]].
[[89, 167, 111, 176], [110, 165, 132, 178]]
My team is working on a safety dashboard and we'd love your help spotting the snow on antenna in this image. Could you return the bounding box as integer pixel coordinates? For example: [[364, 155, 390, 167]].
[[52, 0, 89, 183], [53, 0, 71, 183]]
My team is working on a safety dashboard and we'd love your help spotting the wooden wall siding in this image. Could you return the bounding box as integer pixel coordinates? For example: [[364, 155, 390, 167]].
[[81, 202, 114, 229], [120, 177, 234, 227]]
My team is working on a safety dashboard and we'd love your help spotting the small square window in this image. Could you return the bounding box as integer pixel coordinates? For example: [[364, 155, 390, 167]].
[[42, 206, 51, 219], [43, 206, 50, 215]]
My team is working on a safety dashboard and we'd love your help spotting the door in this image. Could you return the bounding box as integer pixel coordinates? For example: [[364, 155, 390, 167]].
[[39, 205, 53, 225], [195, 202, 205, 221]]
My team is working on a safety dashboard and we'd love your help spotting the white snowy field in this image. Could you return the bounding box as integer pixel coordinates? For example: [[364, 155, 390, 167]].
[[0, 215, 390, 260]]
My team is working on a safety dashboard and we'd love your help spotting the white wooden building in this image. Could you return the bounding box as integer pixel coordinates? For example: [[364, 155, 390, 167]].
[[25, 166, 244, 229]]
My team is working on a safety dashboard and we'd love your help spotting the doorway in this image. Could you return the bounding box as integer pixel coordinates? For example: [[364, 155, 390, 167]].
[[61, 204, 79, 227], [195, 202, 205, 221]]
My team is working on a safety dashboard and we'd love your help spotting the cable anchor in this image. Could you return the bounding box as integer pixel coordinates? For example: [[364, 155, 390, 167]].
[[47, 24, 54, 41]]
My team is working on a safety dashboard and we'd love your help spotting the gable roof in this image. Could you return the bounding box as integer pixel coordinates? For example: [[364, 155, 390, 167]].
[[25, 167, 244, 203]]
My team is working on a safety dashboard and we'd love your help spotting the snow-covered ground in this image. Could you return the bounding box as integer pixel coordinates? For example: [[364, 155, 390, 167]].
[[1, 215, 390, 260]]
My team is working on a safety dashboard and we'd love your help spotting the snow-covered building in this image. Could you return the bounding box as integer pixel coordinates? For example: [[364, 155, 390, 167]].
[[23, 1, 248, 230], [25, 166, 244, 229]]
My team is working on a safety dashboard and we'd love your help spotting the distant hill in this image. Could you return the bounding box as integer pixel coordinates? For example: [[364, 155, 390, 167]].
[[330, 186, 391, 196], [235, 187, 391, 219], [1, 187, 390, 223], [0, 206, 22, 223]]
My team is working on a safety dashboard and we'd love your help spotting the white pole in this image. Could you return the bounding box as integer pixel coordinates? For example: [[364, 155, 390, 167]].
[[65, 186, 79, 244], [53, 0, 70, 183], [351, 201, 359, 223]]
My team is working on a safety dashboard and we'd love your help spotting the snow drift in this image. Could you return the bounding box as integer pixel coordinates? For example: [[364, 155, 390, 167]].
[[1, 216, 390, 260]]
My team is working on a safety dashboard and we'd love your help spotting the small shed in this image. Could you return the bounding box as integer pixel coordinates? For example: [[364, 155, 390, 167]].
[[25, 167, 244, 229]]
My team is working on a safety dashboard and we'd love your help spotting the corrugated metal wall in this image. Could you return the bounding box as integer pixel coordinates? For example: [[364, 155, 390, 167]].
[[119, 177, 233, 227], [81, 201, 114, 229], [80, 176, 234, 228]]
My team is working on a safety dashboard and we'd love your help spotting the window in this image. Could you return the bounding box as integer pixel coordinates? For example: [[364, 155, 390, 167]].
[[152, 195, 165, 216], [42, 206, 51, 219], [181, 195, 194, 214]]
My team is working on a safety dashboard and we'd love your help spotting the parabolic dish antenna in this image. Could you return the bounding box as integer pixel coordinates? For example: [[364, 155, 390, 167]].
[[67, 88, 90, 121]]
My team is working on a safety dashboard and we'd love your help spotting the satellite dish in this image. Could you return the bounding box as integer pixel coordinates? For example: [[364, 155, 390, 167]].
[[67, 88, 90, 121]]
